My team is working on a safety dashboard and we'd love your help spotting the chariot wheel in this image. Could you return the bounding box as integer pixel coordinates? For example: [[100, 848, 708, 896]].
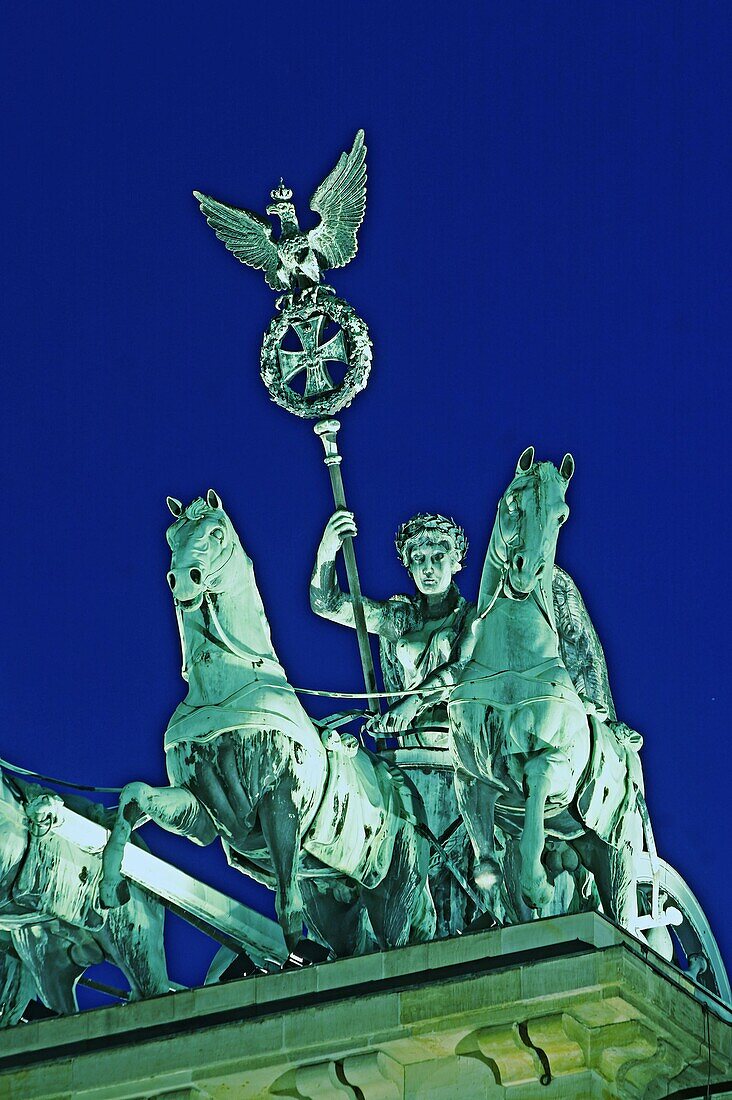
[[635, 854, 731, 1004]]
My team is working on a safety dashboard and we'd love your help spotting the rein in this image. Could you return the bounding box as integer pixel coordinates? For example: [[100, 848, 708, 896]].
[[203, 591, 282, 674], [174, 488, 558, 702], [174, 544, 236, 681], [475, 500, 513, 625], [174, 553, 452, 702], [204, 595, 442, 700]]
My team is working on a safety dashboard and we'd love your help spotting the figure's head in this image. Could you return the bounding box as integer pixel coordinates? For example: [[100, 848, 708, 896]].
[[498, 447, 574, 600], [165, 490, 235, 612], [395, 513, 468, 597]]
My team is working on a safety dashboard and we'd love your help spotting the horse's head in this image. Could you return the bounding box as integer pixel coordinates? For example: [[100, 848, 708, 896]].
[[497, 447, 575, 599], [165, 490, 239, 612]]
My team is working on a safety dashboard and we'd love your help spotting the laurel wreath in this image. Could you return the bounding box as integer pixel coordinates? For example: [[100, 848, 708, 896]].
[[260, 292, 372, 419]]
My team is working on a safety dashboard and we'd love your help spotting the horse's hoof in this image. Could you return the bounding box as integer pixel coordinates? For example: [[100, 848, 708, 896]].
[[474, 858, 502, 891], [521, 874, 554, 911], [99, 878, 130, 909]]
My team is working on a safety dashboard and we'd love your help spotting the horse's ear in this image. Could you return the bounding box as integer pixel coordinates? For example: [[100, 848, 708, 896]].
[[206, 489, 222, 510], [516, 446, 534, 474], [167, 496, 183, 517], [559, 453, 575, 483]]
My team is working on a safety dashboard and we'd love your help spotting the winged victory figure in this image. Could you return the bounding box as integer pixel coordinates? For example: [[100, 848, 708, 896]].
[[193, 130, 367, 293]]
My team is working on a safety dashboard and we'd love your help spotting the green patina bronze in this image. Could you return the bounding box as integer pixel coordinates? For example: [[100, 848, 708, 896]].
[[96, 137, 732, 1008], [194, 131, 366, 295], [195, 135, 378, 716], [311, 509, 474, 750], [4, 131, 728, 1030], [449, 450, 654, 926], [0, 774, 168, 1025], [99, 492, 435, 958], [194, 130, 372, 421]]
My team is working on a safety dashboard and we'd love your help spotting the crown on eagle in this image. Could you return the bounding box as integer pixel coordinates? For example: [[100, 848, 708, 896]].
[[270, 178, 293, 202]]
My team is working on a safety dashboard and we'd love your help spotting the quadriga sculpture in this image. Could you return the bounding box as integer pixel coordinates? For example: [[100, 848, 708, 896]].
[[0, 774, 169, 1024], [449, 448, 655, 933], [100, 492, 435, 955]]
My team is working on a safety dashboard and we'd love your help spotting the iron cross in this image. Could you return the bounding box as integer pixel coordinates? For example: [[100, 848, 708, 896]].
[[277, 315, 348, 399]]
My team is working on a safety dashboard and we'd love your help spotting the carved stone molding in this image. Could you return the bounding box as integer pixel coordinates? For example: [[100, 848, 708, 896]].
[[342, 1051, 403, 1099], [3, 916, 730, 1100], [295, 1059, 356, 1099], [453, 1002, 710, 1098], [272, 1051, 403, 1099]]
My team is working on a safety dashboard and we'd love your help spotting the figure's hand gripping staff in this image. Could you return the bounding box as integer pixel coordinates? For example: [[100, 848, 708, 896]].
[[314, 419, 380, 718]]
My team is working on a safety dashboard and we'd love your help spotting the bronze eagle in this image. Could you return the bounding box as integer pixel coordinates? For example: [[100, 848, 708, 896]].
[[193, 131, 367, 292]]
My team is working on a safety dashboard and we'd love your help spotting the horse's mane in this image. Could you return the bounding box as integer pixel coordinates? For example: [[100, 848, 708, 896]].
[[513, 461, 565, 487], [182, 498, 215, 521]]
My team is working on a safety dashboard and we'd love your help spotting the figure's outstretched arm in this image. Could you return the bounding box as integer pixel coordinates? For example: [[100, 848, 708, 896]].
[[310, 510, 392, 635]]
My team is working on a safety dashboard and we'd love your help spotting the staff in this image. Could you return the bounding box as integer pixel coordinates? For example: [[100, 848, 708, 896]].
[[314, 419, 380, 716]]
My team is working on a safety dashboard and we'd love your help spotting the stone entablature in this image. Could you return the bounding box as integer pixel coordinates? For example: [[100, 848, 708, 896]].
[[2, 913, 730, 1099]]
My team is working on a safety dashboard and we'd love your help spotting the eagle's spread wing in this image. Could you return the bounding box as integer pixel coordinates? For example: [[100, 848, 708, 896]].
[[552, 566, 617, 720], [308, 130, 367, 271], [193, 192, 281, 289]]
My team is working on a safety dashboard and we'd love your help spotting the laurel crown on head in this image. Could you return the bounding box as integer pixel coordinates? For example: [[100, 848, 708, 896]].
[[270, 178, 293, 202], [395, 513, 469, 568]]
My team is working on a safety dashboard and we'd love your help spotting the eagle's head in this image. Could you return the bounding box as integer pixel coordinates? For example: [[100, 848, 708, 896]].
[[266, 200, 295, 218]]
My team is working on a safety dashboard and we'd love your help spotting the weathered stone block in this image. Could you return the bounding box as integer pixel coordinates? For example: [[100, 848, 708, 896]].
[[0, 915, 729, 1100]]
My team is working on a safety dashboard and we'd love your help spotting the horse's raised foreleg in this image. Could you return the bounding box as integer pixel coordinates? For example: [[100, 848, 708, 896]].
[[519, 755, 554, 909], [454, 768, 502, 892], [100, 782, 215, 908], [257, 777, 303, 954]]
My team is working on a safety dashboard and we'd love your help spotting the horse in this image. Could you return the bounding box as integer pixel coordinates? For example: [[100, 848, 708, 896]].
[[448, 448, 650, 933], [0, 772, 169, 1023], [100, 491, 435, 956]]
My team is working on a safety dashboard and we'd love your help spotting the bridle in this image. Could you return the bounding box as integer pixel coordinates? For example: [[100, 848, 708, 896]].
[[173, 541, 240, 681], [172, 536, 294, 682], [496, 490, 520, 558], [477, 479, 556, 631]]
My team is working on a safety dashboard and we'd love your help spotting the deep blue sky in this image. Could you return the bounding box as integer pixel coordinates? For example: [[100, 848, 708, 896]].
[[2, 4, 729, 995]]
